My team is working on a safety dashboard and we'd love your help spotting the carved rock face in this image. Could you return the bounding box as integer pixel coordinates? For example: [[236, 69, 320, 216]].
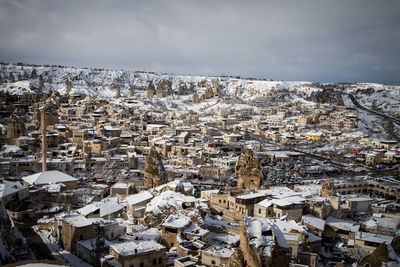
[[321, 179, 334, 197], [235, 149, 261, 190], [144, 148, 168, 189]]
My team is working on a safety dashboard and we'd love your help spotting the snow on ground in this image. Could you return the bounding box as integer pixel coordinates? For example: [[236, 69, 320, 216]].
[[145, 190, 197, 215]]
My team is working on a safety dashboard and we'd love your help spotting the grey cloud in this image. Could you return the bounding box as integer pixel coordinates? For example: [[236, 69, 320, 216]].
[[0, 0, 399, 83]]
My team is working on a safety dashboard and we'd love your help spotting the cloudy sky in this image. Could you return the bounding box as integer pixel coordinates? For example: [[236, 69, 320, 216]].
[[1, 0, 399, 83]]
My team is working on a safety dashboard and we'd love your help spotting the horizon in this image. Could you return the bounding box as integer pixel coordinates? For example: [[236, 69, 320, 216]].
[[3, 60, 400, 86]]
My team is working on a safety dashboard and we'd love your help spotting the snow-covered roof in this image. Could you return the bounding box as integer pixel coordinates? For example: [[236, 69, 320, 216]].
[[145, 190, 198, 215], [363, 216, 400, 233], [110, 240, 165, 257], [257, 195, 305, 208], [302, 214, 326, 231], [63, 213, 93, 228], [166, 180, 194, 194], [355, 231, 394, 244], [22, 170, 77, 185], [0, 181, 27, 198], [203, 245, 234, 258], [111, 182, 133, 189], [126, 191, 153, 206], [129, 228, 161, 241], [162, 213, 191, 229], [77, 197, 126, 218], [325, 216, 360, 232], [245, 216, 289, 256], [201, 189, 219, 198], [273, 219, 306, 234]]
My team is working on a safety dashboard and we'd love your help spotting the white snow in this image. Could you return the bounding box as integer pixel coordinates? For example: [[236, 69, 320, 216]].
[[63, 213, 92, 228], [245, 216, 289, 253], [145, 190, 197, 215], [162, 213, 191, 228], [302, 214, 326, 231], [22, 170, 77, 185], [126, 190, 153, 206], [355, 231, 394, 244], [325, 216, 360, 233], [203, 245, 234, 258], [110, 240, 165, 256]]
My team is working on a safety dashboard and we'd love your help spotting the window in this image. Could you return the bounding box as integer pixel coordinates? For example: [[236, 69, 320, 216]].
[[211, 260, 216, 265], [219, 199, 221, 203], [80, 234, 83, 240], [259, 209, 261, 214], [140, 263, 144, 267], [158, 258, 162, 264], [130, 265, 133, 267], [171, 243, 174, 247], [153, 259, 157, 265], [223, 200, 226, 203]]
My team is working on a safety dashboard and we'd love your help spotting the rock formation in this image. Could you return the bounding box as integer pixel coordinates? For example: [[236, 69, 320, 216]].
[[226, 217, 290, 267], [321, 179, 334, 197], [155, 79, 172, 98], [192, 92, 199, 103], [235, 149, 262, 190], [7, 112, 25, 138], [144, 148, 168, 189], [146, 81, 155, 98], [177, 82, 188, 95], [358, 243, 397, 267], [65, 79, 72, 94]]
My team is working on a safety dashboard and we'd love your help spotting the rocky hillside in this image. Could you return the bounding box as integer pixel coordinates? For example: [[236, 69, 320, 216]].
[[0, 62, 399, 117]]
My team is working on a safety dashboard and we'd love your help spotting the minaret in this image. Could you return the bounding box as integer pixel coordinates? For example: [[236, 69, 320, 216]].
[[40, 106, 47, 172]]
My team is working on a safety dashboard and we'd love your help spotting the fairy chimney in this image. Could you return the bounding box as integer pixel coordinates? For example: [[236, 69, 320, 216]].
[[235, 149, 262, 190], [144, 148, 168, 188]]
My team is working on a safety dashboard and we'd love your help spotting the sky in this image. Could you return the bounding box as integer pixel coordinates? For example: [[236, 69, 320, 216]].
[[0, 0, 399, 83]]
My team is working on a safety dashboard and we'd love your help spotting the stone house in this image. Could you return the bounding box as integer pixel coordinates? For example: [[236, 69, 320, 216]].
[[324, 216, 360, 242], [72, 129, 88, 145], [201, 245, 234, 266], [76, 238, 111, 265], [305, 132, 322, 141], [109, 240, 166, 267], [76, 199, 126, 220], [22, 170, 78, 190], [126, 191, 153, 220], [255, 196, 305, 222], [302, 214, 326, 237], [61, 213, 96, 253], [377, 140, 398, 150], [0, 181, 29, 207], [110, 182, 136, 197], [161, 213, 191, 250], [354, 231, 395, 253]]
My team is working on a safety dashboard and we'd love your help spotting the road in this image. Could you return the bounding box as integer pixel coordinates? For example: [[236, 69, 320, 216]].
[[15, 222, 56, 261], [348, 94, 400, 126]]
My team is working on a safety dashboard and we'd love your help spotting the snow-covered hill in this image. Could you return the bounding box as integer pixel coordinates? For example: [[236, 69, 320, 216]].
[[0, 62, 399, 118]]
